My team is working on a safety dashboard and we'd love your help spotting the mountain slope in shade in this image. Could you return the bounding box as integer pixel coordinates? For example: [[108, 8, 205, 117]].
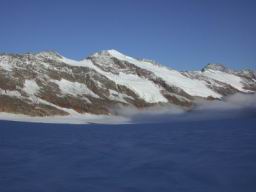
[[0, 50, 255, 118]]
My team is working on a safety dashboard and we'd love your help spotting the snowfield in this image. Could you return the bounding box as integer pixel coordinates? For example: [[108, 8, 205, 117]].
[[0, 112, 131, 124], [23, 80, 40, 95], [107, 50, 222, 98], [51, 79, 100, 98], [201, 69, 248, 92], [61, 55, 168, 103]]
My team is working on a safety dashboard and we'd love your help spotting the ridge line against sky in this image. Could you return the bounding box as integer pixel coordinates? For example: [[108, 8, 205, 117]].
[[0, 0, 255, 70], [0, 49, 255, 72]]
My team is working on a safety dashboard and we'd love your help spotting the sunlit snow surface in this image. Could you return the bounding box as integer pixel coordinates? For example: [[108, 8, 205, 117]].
[[0, 113, 130, 124], [107, 50, 222, 98], [23, 80, 40, 95], [50, 79, 100, 98], [60, 50, 222, 101], [60, 50, 255, 100], [61, 56, 168, 103], [201, 69, 247, 92]]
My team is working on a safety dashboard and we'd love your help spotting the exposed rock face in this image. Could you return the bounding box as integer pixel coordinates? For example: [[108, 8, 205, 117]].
[[0, 50, 255, 116], [201, 63, 231, 73]]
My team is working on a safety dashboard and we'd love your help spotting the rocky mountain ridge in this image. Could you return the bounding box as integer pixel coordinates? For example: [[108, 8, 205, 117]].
[[0, 49, 255, 117]]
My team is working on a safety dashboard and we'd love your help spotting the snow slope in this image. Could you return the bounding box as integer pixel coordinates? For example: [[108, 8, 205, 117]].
[[106, 50, 221, 98], [0, 112, 131, 124], [51, 79, 99, 98], [61, 56, 168, 103], [0, 55, 13, 71], [201, 69, 248, 92], [23, 80, 40, 95]]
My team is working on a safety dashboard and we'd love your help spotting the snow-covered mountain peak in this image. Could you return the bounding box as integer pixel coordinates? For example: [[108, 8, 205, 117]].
[[35, 51, 63, 60], [90, 49, 132, 60], [106, 49, 129, 57], [89, 49, 161, 68], [202, 63, 229, 72]]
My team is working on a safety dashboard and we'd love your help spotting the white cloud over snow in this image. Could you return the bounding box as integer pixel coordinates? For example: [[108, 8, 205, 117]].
[[111, 93, 256, 123], [0, 93, 255, 124]]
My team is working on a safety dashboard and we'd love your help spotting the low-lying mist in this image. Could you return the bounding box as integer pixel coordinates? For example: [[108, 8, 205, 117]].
[[111, 93, 256, 123]]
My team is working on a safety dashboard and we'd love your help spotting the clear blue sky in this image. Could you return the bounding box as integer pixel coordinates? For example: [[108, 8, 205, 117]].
[[0, 0, 255, 70]]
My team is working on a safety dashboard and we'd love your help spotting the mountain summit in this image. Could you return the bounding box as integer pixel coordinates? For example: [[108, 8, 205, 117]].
[[0, 50, 255, 117]]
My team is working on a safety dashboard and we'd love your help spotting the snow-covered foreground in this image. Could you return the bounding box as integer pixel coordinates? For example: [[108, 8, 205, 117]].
[[0, 113, 131, 124]]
